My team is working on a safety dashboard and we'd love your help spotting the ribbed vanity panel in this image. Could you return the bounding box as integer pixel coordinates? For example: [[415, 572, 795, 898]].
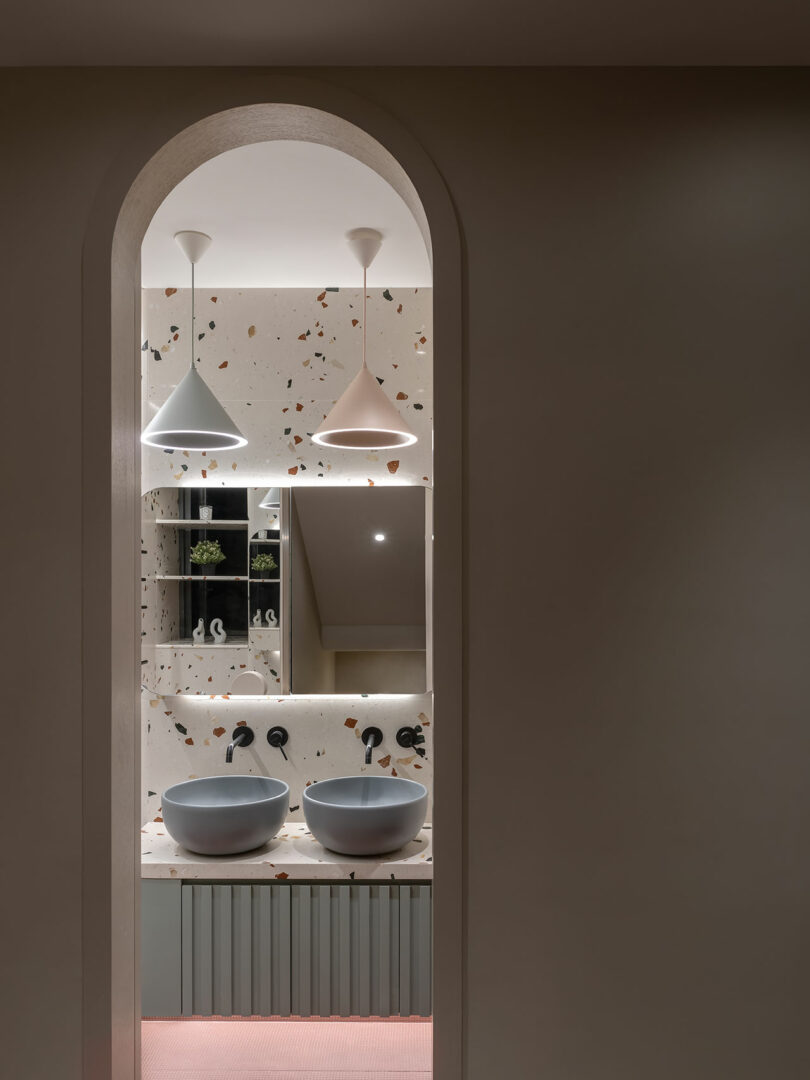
[[181, 884, 193, 1015], [416, 884, 432, 1016], [399, 885, 411, 1016], [212, 884, 233, 1016], [195, 884, 214, 1015], [391, 887, 401, 1013], [253, 885, 272, 1016], [233, 884, 252, 1016], [318, 884, 331, 1016], [141, 880, 182, 1017], [356, 885, 369, 1016], [173, 882, 431, 1018], [276, 885, 292, 1015], [338, 885, 351, 1017]]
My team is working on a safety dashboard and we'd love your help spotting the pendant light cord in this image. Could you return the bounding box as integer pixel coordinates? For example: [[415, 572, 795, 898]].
[[362, 265, 367, 369], [190, 260, 196, 370]]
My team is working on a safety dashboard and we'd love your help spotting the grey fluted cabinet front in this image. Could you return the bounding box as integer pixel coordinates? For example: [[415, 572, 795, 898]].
[[141, 879, 432, 1018]]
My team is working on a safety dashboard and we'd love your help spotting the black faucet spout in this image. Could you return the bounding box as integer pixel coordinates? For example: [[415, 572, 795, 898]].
[[225, 725, 255, 763], [360, 727, 382, 766]]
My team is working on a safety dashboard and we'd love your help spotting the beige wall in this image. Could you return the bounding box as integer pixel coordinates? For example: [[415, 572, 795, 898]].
[[334, 651, 427, 694], [3, 68, 810, 1079]]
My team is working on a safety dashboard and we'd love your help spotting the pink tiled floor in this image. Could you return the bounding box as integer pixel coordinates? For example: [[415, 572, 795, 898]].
[[141, 1019, 432, 1080]]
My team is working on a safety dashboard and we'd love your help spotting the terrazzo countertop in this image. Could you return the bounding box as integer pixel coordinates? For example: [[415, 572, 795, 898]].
[[141, 820, 433, 881]]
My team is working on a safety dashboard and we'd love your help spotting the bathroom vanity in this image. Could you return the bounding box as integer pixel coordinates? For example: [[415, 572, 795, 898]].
[[141, 822, 433, 1019]]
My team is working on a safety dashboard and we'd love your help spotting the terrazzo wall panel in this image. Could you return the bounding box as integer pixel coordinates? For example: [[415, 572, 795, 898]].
[[141, 287, 433, 825], [141, 643, 283, 696], [142, 287, 433, 492], [142, 690, 433, 825]]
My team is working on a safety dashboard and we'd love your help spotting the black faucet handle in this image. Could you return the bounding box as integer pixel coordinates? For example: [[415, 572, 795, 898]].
[[396, 726, 426, 756], [267, 726, 289, 761]]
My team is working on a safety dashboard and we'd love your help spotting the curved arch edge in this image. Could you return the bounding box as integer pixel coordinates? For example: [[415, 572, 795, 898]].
[[81, 76, 463, 1080]]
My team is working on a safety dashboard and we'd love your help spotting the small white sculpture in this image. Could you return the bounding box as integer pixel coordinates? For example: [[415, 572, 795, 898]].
[[265, 608, 278, 628], [210, 618, 227, 644], [252, 608, 263, 628], [192, 618, 206, 644]]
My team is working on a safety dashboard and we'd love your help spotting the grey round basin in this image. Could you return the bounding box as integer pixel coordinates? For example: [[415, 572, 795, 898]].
[[303, 775, 428, 856], [162, 775, 289, 855]]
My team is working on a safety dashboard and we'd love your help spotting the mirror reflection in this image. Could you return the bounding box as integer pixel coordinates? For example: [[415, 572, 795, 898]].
[[290, 487, 427, 694], [141, 486, 428, 696]]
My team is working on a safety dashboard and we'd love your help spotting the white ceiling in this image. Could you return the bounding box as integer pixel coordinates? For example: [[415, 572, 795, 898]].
[[141, 141, 431, 288]]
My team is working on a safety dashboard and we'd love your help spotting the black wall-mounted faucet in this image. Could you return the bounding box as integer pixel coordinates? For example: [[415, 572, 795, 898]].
[[361, 727, 382, 765], [267, 726, 289, 761], [225, 725, 254, 763]]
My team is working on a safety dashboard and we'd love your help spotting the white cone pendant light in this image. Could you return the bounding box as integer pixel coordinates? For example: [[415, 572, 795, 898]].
[[141, 231, 247, 452], [312, 228, 417, 451], [259, 487, 281, 509]]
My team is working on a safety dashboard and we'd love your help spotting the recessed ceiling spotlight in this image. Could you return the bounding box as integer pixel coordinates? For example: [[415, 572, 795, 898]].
[[374, 533, 386, 542]]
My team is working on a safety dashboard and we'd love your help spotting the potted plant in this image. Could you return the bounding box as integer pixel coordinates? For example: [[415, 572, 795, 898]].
[[251, 551, 278, 579], [189, 538, 226, 574]]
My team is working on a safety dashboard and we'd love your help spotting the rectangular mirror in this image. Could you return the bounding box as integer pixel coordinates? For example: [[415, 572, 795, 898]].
[[141, 485, 430, 696], [290, 487, 428, 694]]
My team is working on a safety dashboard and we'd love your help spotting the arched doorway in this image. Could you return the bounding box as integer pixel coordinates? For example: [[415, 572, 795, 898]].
[[82, 85, 462, 1079]]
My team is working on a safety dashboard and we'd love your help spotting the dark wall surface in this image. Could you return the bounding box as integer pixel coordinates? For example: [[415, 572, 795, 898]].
[[2, 68, 809, 1079]]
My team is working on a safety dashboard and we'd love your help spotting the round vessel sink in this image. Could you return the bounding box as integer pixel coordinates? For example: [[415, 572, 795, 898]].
[[303, 775, 428, 856], [162, 775, 289, 855]]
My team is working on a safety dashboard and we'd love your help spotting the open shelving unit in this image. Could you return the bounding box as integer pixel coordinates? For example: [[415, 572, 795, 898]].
[[153, 639, 249, 649], [154, 574, 247, 581], [156, 519, 249, 529], [144, 486, 289, 693]]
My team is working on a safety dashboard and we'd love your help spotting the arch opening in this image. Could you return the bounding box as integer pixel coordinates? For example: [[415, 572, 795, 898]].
[[90, 94, 463, 1080]]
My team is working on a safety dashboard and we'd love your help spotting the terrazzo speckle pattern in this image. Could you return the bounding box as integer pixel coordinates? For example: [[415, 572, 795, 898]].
[[142, 691, 432, 825], [141, 287, 434, 836], [142, 288, 432, 491], [141, 820, 432, 881], [142, 643, 282, 696]]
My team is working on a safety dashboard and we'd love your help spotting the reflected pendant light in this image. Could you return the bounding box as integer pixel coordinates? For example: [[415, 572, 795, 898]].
[[259, 487, 281, 509], [312, 228, 417, 450], [141, 231, 247, 452]]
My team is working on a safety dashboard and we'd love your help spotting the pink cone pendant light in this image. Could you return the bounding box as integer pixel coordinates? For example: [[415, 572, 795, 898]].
[[312, 228, 417, 451], [141, 231, 247, 452]]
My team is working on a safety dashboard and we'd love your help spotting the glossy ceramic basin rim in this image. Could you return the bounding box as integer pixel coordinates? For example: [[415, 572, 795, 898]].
[[163, 775, 289, 809], [303, 775, 427, 810]]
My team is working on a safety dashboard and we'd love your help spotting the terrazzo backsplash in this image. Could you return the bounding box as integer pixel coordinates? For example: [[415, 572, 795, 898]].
[[141, 286, 433, 827], [142, 287, 432, 491], [142, 691, 433, 826]]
